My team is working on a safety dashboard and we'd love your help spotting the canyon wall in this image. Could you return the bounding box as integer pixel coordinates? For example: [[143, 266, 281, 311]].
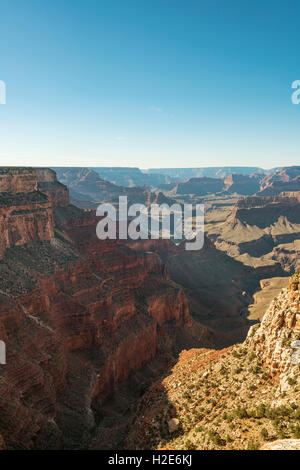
[[0, 168, 37, 192], [0, 168, 192, 449], [0, 168, 70, 259], [36, 168, 70, 207]]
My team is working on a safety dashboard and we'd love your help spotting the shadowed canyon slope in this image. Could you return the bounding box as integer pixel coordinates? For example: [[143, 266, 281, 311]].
[[125, 275, 300, 450]]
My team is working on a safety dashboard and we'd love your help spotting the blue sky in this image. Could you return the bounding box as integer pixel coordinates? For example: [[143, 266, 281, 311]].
[[0, 0, 300, 168]]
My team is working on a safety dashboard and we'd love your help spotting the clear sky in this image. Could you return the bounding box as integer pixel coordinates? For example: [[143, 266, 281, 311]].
[[0, 0, 300, 169]]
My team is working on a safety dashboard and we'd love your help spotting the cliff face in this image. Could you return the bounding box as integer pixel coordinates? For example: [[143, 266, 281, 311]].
[[0, 168, 37, 192], [0, 169, 192, 449], [0, 191, 55, 259], [247, 274, 300, 385], [36, 168, 70, 207], [0, 168, 69, 259]]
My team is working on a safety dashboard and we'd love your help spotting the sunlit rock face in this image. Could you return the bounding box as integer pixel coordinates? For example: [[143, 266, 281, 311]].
[[0, 168, 70, 259]]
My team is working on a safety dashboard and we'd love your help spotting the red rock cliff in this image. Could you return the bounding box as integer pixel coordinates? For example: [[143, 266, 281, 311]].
[[0, 168, 70, 259]]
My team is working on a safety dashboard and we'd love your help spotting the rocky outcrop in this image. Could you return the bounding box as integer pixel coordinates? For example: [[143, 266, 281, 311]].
[[36, 168, 69, 207], [261, 439, 300, 450], [0, 169, 70, 259], [247, 274, 300, 383], [224, 174, 261, 195], [172, 177, 224, 196], [0, 191, 55, 259], [259, 167, 300, 196]]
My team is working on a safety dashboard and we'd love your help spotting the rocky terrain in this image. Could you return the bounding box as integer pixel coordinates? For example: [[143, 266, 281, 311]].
[[125, 274, 300, 450], [0, 166, 299, 451]]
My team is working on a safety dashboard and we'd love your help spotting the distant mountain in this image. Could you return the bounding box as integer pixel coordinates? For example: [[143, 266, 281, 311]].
[[90, 167, 270, 188], [158, 174, 263, 197], [53, 167, 300, 200], [144, 166, 267, 180], [52, 167, 176, 208]]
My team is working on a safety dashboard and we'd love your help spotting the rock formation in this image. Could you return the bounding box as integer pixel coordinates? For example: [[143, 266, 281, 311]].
[[259, 167, 300, 196], [36, 168, 69, 207], [247, 273, 300, 383], [0, 167, 37, 192], [172, 177, 224, 196], [224, 173, 261, 195], [209, 193, 300, 275]]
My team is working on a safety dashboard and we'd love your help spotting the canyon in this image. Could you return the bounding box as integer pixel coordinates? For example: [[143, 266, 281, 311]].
[[0, 166, 299, 450], [0, 167, 252, 449]]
